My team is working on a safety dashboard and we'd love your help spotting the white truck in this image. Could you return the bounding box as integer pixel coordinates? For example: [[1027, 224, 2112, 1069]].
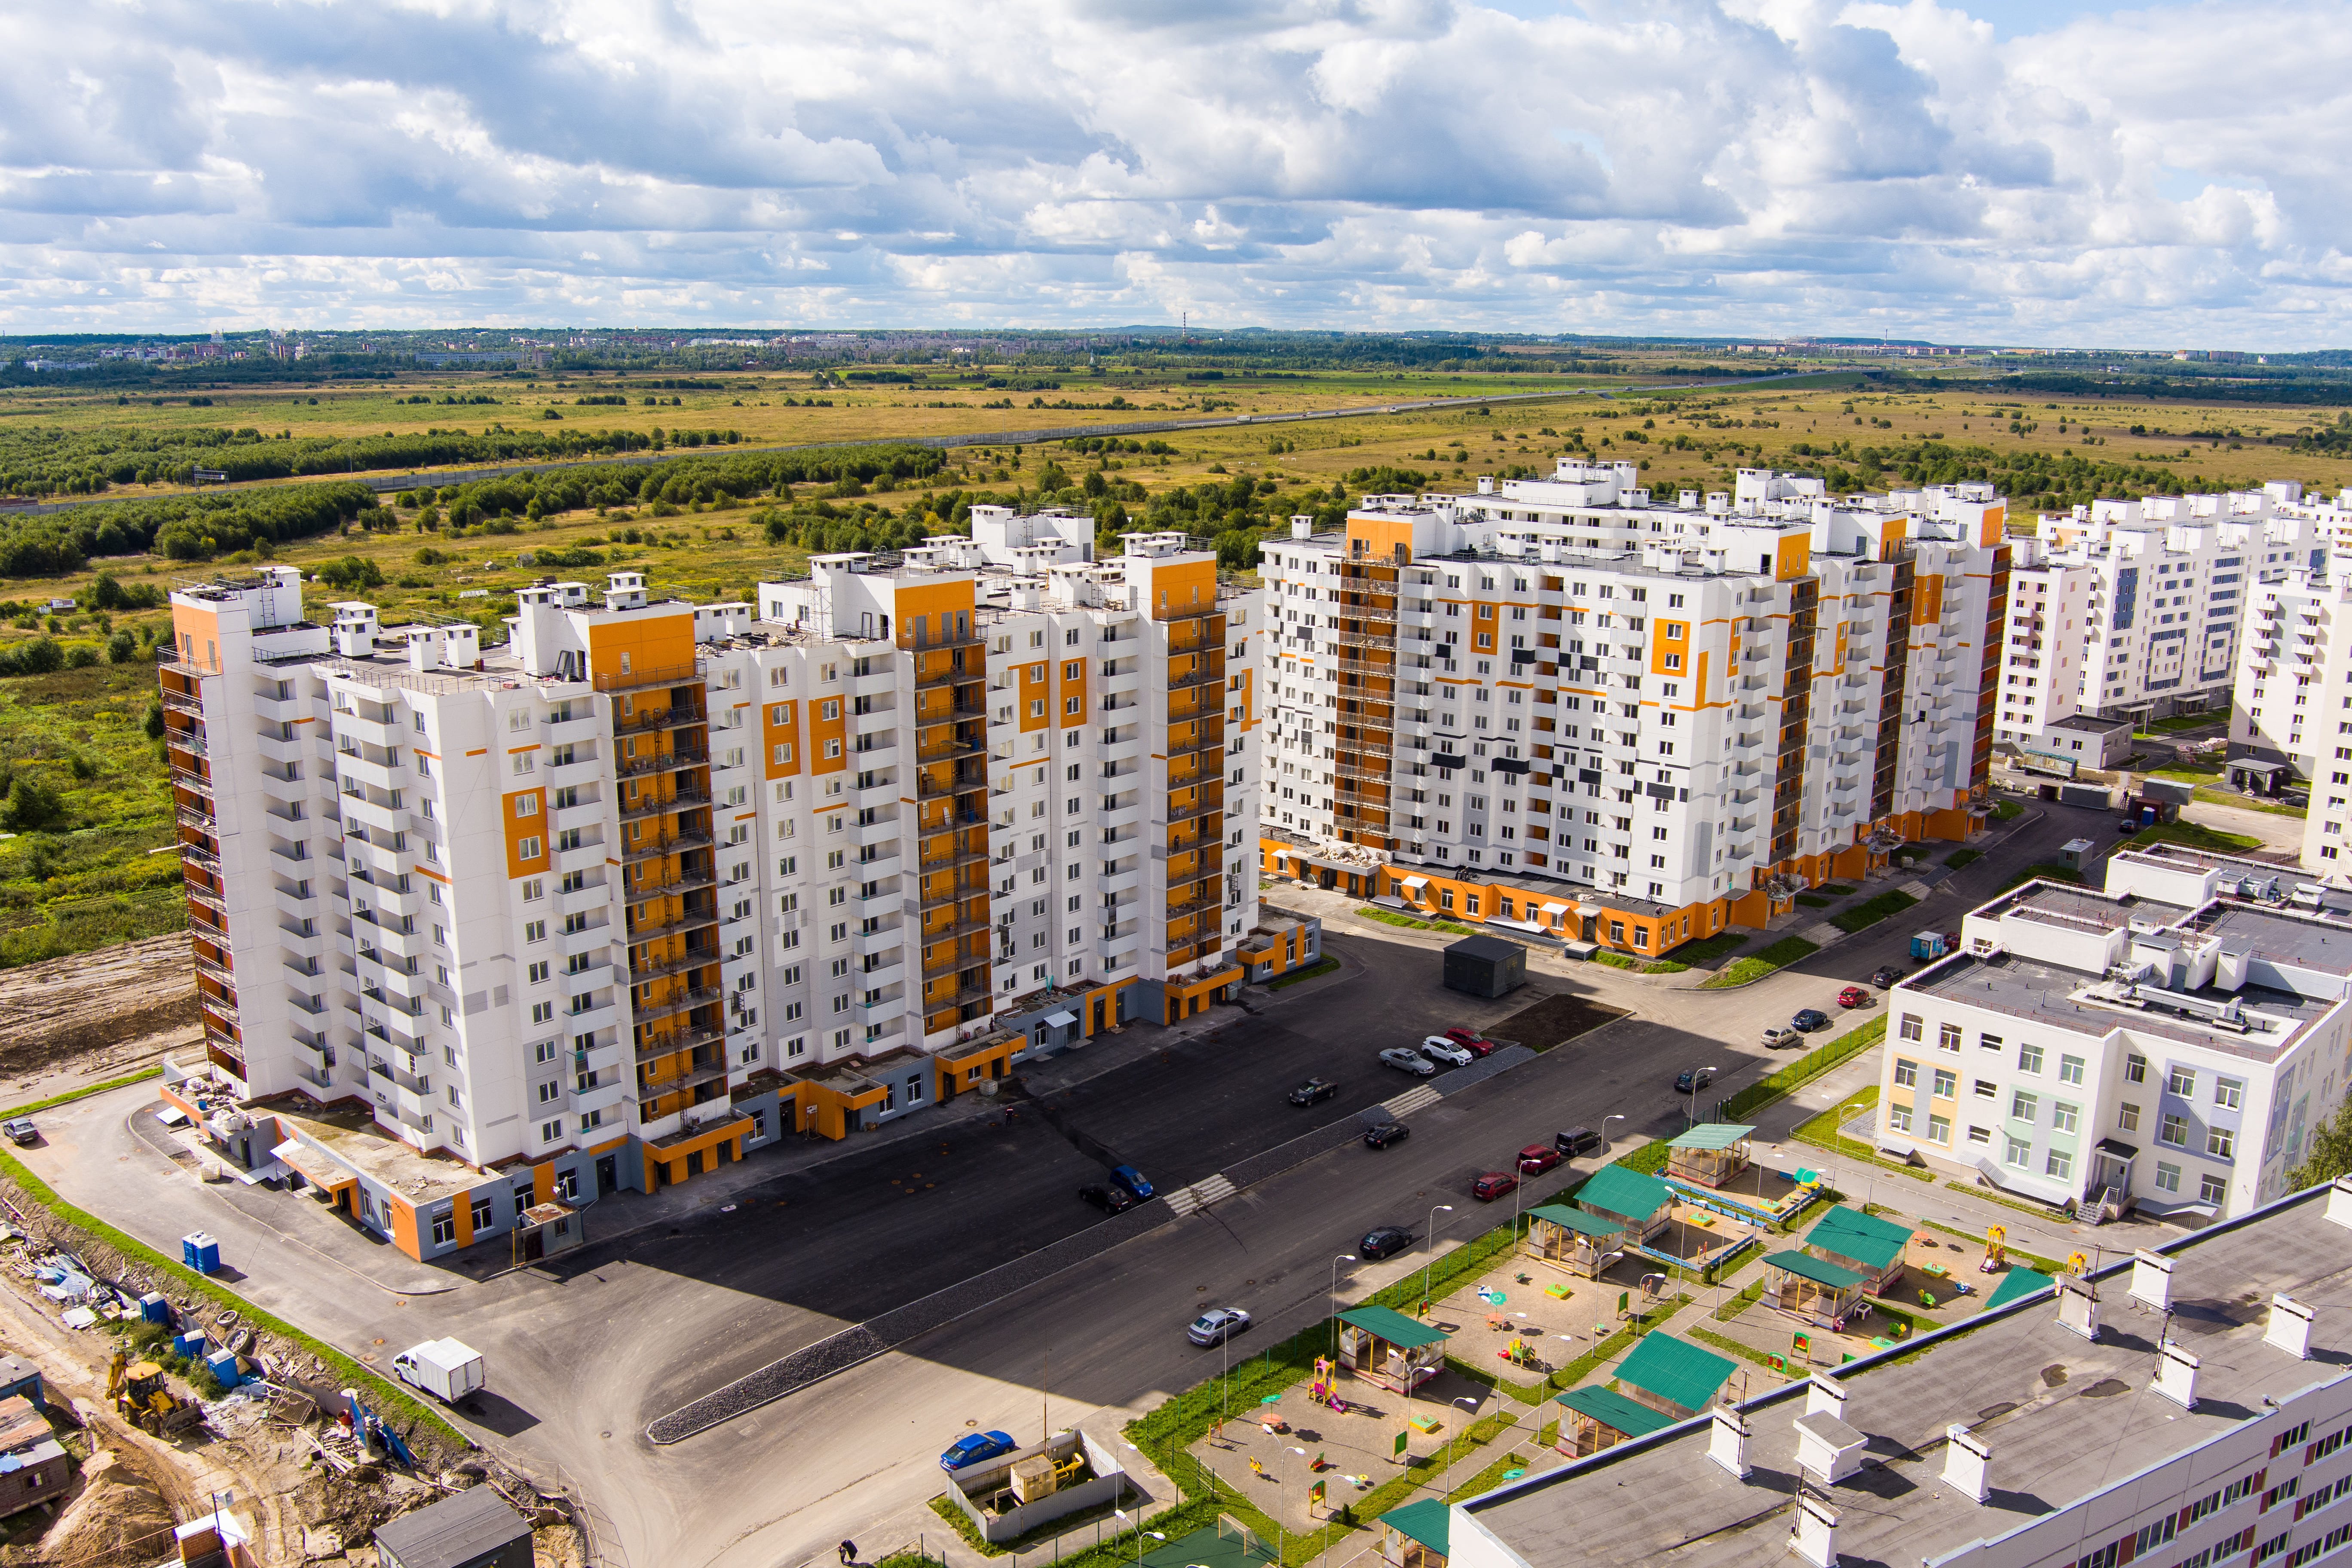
[[391, 1338, 485, 1403]]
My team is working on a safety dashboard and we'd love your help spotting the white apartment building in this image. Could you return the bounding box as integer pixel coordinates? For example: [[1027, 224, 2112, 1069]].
[[1256, 464, 2009, 957], [1997, 483, 2314, 744], [2233, 556, 2352, 881], [162, 531, 1261, 1260], [1874, 840, 2352, 1222]]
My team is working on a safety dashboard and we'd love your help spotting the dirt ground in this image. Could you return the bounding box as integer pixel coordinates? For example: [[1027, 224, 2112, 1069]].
[[1489, 990, 1629, 1052], [0, 933, 195, 1097]]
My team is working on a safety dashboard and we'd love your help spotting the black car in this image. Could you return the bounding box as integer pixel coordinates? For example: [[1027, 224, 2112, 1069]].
[[1870, 966, 1903, 989], [1360, 1225, 1414, 1260], [1792, 1008, 1831, 1032], [1363, 1121, 1410, 1149], [1289, 1077, 1339, 1107], [1554, 1125, 1603, 1158], [1674, 1066, 1716, 1094], [1079, 1184, 1137, 1214]]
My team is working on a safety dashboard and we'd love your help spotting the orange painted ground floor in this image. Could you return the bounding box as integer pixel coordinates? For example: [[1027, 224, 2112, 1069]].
[[1259, 803, 1981, 959]]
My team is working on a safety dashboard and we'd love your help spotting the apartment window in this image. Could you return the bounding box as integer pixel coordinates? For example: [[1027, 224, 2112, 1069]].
[[531, 1001, 554, 1024], [540, 1120, 563, 1143], [2009, 1091, 2040, 1124], [2125, 1053, 2147, 1084], [521, 878, 543, 902], [1937, 1022, 1961, 1052], [511, 752, 535, 775], [1926, 1114, 1951, 1145], [2208, 1127, 2235, 1161], [2118, 1102, 2140, 1133], [2168, 1066, 2197, 1097], [2058, 1054, 2085, 1086], [1887, 1104, 1913, 1133], [2044, 1148, 2072, 1182], [471, 1196, 493, 1230], [514, 795, 539, 819], [2155, 1161, 2180, 1193], [518, 836, 542, 860], [2052, 1101, 2078, 1134], [2005, 1135, 2031, 1168], [2215, 1076, 2244, 1110], [2200, 1173, 2229, 1206], [1930, 1068, 1956, 1099], [2159, 1112, 2189, 1148], [1899, 1014, 1923, 1042], [2017, 1042, 2043, 1074], [1893, 1059, 1918, 1089], [524, 920, 546, 943], [430, 1213, 456, 1246]]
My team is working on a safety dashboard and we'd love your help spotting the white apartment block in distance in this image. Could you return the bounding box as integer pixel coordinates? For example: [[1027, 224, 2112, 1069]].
[[1875, 840, 2352, 1222], [160, 527, 1260, 1263], [2233, 553, 2352, 880], [1255, 464, 2010, 958], [1997, 483, 2315, 746]]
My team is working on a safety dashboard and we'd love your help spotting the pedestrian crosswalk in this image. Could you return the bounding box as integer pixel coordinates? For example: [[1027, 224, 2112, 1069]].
[[1165, 1173, 1238, 1216], [1381, 1084, 1442, 1118]]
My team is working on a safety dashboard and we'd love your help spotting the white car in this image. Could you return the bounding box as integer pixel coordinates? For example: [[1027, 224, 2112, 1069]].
[[1379, 1047, 1438, 1077], [1761, 1025, 1803, 1049], [1419, 1036, 1476, 1068]]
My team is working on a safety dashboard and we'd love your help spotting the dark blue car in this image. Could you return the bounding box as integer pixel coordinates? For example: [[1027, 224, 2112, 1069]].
[[1109, 1164, 1154, 1200], [940, 1430, 1017, 1471]]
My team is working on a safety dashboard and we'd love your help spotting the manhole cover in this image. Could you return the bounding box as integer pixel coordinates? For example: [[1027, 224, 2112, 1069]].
[[2082, 1379, 2129, 1399], [966, 1419, 979, 1427], [2040, 1364, 2068, 1387]]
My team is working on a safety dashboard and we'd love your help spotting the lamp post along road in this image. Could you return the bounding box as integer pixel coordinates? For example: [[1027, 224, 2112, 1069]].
[[1421, 1204, 1455, 1311], [1330, 1253, 1356, 1363], [1685, 1066, 1716, 1130], [1601, 1112, 1626, 1157]]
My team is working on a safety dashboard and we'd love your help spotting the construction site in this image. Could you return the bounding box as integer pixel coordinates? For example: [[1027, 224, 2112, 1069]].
[[0, 1178, 587, 1567]]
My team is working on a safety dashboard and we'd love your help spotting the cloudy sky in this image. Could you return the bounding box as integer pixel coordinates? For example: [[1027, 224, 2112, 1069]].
[[0, 0, 2340, 345]]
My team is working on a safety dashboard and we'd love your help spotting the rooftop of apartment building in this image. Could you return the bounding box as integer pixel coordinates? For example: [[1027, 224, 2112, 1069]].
[[1460, 1178, 2352, 1568], [1907, 871, 2352, 1060], [269, 1096, 488, 1203]]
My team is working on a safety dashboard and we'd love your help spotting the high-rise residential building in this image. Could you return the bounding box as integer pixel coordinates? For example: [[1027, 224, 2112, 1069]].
[[159, 526, 1260, 1259], [1995, 484, 2313, 744], [1255, 465, 2009, 957], [1874, 839, 2351, 1221], [2231, 552, 2352, 880]]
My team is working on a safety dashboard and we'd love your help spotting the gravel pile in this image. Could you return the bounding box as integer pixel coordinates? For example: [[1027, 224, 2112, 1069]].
[[646, 1322, 891, 1444]]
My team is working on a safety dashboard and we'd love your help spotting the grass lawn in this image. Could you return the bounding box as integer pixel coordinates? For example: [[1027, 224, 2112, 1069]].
[[1794, 894, 1832, 908], [1992, 800, 2024, 821], [1831, 889, 1918, 934], [1943, 847, 1981, 868], [2135, 820, 2266, 854], [0, 662, 187, 967], [2139, 713, 2225, 735], [1700, 934, 1819, 989], [1266, 956, 1340, 990], [2193, 787, 2305, 818], [1592, 951, 1638, 970], [1660, 930, 1748, 968], [1355, 906, 1478, 937], [1817, 883, 1856, 896]]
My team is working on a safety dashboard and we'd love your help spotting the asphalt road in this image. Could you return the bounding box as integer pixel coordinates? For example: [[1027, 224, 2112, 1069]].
[[10, 797, 2099, 1567]]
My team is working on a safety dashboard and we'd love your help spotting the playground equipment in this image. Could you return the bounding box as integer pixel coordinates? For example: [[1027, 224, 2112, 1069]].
[[1981, 1225, 2006, 1273]]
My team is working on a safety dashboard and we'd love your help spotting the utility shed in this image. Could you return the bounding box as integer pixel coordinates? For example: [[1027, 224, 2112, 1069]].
[[1443, 934, 1525, 998], [374, 1488, 533, 1568], [1666, 1123, 1755, 1190]]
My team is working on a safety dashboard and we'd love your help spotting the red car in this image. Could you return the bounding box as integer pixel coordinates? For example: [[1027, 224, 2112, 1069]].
[[1517, 1143, 1563, 1175], [1836, 985, 1870, 1008], [1471, 1171, 1520, 1202], [1442, 1028, 1498, 1057]]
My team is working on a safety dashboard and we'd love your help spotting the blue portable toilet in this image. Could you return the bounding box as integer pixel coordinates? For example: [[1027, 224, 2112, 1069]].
[[181, 1233, 220, 1275], [138, 1292, 170, 1326], [203, 1350, 240, 1390], [173, 1332, 207, 1361]]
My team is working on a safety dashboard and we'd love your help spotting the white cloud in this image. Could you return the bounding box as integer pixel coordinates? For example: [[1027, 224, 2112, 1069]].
[[0, 0, 2341, 343]]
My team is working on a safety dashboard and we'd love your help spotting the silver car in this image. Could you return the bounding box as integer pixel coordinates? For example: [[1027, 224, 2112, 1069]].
[[1379, 1047, 1438, 1077], [1188, 1307, 1251, 1346]]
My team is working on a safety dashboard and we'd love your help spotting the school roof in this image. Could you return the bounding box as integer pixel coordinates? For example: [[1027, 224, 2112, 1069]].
[[1526, 1204, 1626, 1239], [1981, 1265, 2056, 1311], [1613, 1332, 1736, 1412], [1574, 1164, 1675, 1221], [1763, 1250, 1867, 1291], [1382, 1497, 1451, 1555], [1803, 1203, 1914, 1272], [1338, 1304, 1451, 1350], [1667, 1122, 1755, 1152], [1553, 1384, 1680, 1440]]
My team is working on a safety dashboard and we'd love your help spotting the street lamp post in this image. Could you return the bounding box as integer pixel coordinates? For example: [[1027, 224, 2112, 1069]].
[[1329, 1253, 1356, 1363], [1132, 1528, 1164, 1568], [1685, 1065, 1717, 1130], [1445, 1394, 1483, 1486], [1600, 1113, 1626, 1157], [1421, 1204, 1455, 1312]]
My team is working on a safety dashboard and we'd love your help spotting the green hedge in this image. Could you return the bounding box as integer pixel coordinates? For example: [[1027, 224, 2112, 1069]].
[[1717, 1015, 1885, 1122], [1699, 935, 1819, 989], [0, 1066, 161, 1119]]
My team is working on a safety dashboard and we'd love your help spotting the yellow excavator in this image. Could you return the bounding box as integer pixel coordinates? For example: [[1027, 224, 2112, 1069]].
[[106, 1350, 204, 1438]]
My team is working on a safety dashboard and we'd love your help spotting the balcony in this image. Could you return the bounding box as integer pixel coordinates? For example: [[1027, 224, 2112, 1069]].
[[622, 827, 716, 864], [169, 766, 217, 800], [628, 862, 720, 899], [629, 944, 723, 983], [620, 785, 712, 822], [634, 1024, 724, 1065], [613, 700, 709, 736], [625, 903, 721, 943]]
